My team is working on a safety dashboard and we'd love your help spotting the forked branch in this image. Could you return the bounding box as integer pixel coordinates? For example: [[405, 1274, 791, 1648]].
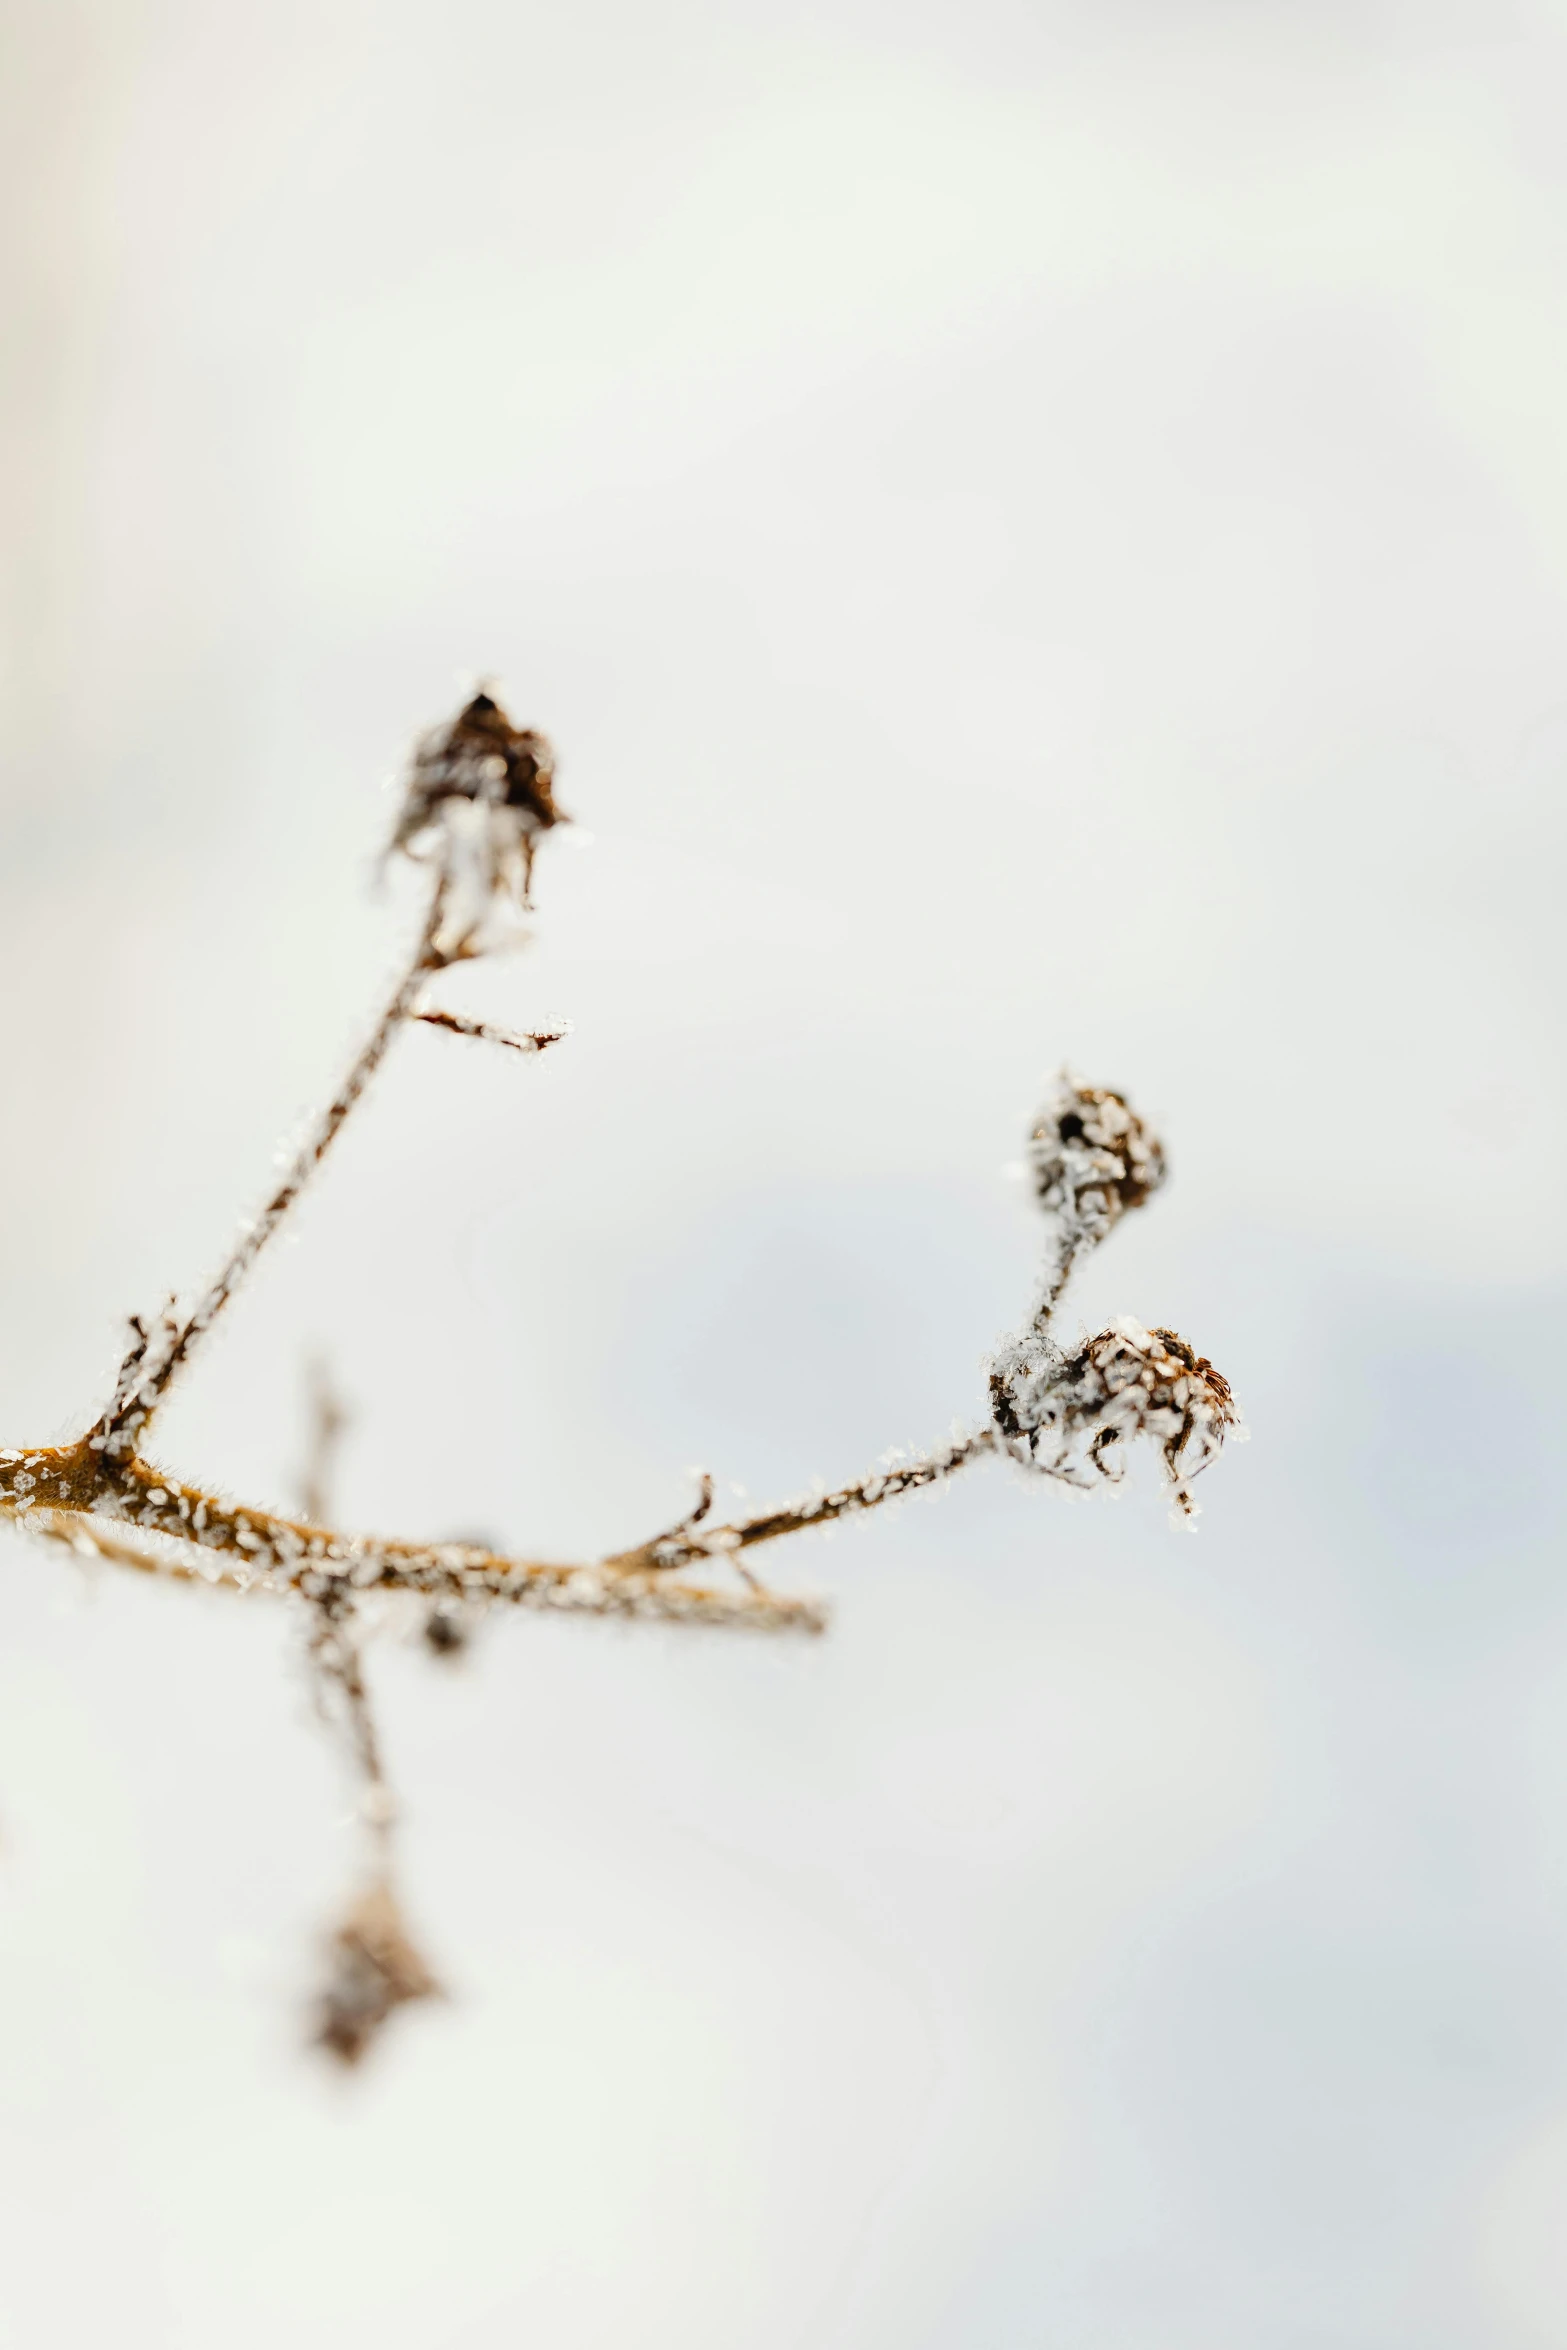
[[0, 688, 1243, 2062]]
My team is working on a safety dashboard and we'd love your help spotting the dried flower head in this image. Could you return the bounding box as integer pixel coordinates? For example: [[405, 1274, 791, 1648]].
[[989, 1316, 1241, 1518], [313, 1879, 442, 2067], [390, 689, 565, 947], [1028, 1076, 1167, 1248]]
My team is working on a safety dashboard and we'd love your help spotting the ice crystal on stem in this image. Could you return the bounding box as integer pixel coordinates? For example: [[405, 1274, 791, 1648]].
[[0, 683, 1245, 2064]]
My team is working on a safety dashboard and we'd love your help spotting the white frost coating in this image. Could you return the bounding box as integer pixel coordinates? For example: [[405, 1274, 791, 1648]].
[[989, 1315, 1241, 1519], [977, 1075, 1243, 1523]]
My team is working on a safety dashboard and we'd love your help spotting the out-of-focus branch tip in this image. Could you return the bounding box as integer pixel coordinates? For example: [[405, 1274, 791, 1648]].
[[423, 1599, 471, 1657], [313, 1879, 443, 2067], [300, 1358, 351, 1528]]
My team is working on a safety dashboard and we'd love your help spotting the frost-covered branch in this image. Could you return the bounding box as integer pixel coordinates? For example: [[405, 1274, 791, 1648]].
[[94, 878, 456, 1465], [411, 1008, 570, 1055], [0, 687, 1243, 2065], [1, 1443, 827, 1632], [611, 1430, 1002, 1576]]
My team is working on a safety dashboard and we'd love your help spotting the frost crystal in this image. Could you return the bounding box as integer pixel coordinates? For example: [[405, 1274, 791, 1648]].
[[989, 1317, 1240, 1518], [390, 689, 564, 949]]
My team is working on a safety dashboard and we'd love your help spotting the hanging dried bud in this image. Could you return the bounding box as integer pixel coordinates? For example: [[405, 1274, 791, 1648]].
[[390, 689, 565, 947], [989, 1316, 1241, 1519], [422, 1599, 471, 1657], [313, 1879, 442, 2066], [1028, 1077, 1167, 1249]]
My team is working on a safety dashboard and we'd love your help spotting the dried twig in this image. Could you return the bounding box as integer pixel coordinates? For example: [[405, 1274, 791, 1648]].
[[411, 1008, 570, 1055], [299, 1358, 351, 1531], [0, 689, 1244, 2062], [94, 880, 456, 1467]]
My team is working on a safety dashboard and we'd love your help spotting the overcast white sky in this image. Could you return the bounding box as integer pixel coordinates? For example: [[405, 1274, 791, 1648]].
[[3, 3, 1567, 2344]]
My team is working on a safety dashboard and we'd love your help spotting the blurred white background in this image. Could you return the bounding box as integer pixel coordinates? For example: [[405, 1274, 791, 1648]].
[[3, 1, 1567, 2342]]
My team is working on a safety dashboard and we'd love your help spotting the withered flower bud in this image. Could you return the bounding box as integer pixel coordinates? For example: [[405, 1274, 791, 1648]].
[[989, 1315, 1241, 1520], [390, 689, 565, 949], [422, 1599, 471, 1658], [313, 1880, 442, 2066], [1028, 1077, 1167, 1249]]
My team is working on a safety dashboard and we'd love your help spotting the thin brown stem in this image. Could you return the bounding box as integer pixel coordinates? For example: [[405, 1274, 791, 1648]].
[[608, 1429, 999, 1576], [305, 1585, 395, 1847], [96, 876, 451, 1459], [411, 1009, 569, 1055], [1032, 1228, 1088, 1334], [300, 1359, 351, 1530], [724, 1428, 998, 1551]]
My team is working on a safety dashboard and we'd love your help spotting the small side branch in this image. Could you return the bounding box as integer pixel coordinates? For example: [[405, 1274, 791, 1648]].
[[609, 1430, 998, 1576], [411, 1009, 570, 1055], [718, 1429, 998, 1555], [303, 1583, 442, 2064], [1031, 1229, 1087, 1334], [299, 1359, 351, 1531], [305, 1585, 394, 1848]]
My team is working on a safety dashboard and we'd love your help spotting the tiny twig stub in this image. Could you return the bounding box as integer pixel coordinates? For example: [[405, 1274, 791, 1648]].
[[411, 1008, 570, 1054], [0, 687, 1243, 2065]]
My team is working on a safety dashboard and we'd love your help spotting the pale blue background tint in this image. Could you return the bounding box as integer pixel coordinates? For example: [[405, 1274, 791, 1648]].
[[2, 2, 1566, 2343]]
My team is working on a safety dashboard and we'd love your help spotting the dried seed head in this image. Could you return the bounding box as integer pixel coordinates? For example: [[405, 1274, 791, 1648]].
[[1028, 1077, 1167, 1249], [313, 1879, 442, 2066], [391, 689, 565, 947], [989, 1315, 1241, 1520]]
